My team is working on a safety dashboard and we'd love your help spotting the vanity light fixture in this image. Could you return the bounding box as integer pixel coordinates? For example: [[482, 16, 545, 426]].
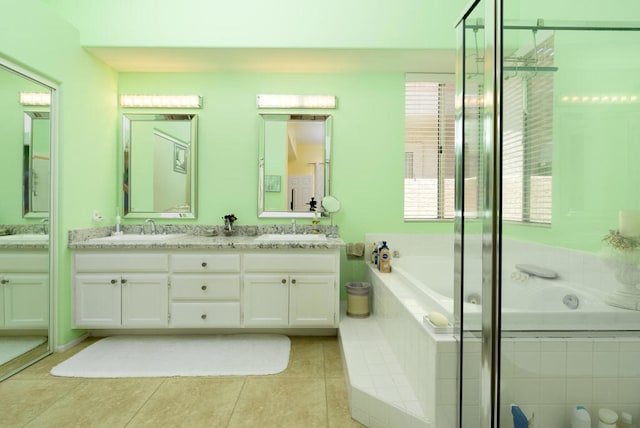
[[256, 94, 337, 109], [19, 92, 51, 106], [120, 95, 202, 108]]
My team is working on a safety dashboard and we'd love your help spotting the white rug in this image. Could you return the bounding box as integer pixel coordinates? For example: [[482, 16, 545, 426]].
[[0, 336, 47, 366], [50, 334, 291, 378]]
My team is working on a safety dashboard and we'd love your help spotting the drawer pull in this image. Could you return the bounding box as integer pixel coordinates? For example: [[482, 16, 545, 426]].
[[201, 285, 207, 291], [0, 279, 8, 284], [201, 314, 207, 320], [201, 262, 207, 268], [121, 278, 127, 285], [110, 279, 117, 284], [291, 279, 297, 285], [281, 278, 287, 284]]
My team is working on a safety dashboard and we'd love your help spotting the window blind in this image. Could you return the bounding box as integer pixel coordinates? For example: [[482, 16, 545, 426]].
[[502, 36, 554, 224], [404, 79, 456, 220]]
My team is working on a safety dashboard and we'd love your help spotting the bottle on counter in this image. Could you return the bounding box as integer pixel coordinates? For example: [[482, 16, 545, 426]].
[[379, 241, 391, 273]]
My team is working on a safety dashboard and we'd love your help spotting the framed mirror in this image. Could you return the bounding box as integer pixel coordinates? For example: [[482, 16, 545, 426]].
[[23, 111, 50, 218], [258, 114, 332, 218], [0, 58, 55, 381], [122, 114, 197, 219]]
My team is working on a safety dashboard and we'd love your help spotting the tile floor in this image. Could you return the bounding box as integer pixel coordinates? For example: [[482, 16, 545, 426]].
[[0, 335, 364, 428]]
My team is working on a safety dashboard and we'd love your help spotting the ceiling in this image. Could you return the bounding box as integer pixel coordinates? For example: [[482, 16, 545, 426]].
[[85, 47, 456, 73]]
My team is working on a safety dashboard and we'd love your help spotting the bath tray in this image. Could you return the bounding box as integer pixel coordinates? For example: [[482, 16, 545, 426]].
[[422, 314, 454, 334]]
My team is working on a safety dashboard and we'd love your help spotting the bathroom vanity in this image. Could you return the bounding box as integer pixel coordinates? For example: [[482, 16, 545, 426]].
[[0, 245, 49, 330], [70, 228, 343, 332]]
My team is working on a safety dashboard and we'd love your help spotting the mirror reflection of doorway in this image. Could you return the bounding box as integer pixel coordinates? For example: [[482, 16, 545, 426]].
[[288, 175, 313, 211]]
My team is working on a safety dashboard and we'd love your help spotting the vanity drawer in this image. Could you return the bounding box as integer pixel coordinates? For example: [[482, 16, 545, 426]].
[[75, 253, 169, 272], [0, 252, 48, 272], [170, 274, 240, 300], [170, 254, 241, 273], [244, 253, 336, 273], [170, 302, 241, 327]]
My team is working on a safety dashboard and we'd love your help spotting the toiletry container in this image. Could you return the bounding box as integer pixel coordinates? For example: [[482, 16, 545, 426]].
[[618, 412, 635, 428], [379, 241, 391, 273], [572, 406, 591, 428], [599, 408, 618, 428]]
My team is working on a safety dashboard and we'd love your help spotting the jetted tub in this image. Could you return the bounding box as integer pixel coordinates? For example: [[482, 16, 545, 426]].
[[390, 255, 640, 331]]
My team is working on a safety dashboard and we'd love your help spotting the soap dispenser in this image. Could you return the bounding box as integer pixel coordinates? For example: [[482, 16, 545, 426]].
[[572, 406, 591, 428]]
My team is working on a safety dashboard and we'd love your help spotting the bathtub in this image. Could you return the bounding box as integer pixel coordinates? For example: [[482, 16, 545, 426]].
[[390, 255, 640, 331]]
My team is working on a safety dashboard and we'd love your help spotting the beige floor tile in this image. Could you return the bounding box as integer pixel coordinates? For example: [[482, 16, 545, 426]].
[[229, 377, 327, 428], [276, 337, 325, 378], [0, 378, 82, 428], [127, 377, 245, 427], [25, 378, 163, 428], [326, 377, 365, 427], [323, 340, 344, 379]]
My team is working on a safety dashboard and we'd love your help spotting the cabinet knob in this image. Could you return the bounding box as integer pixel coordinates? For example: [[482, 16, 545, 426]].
[[121, 278, 127, 285], [0, 279, 8, 284], [201, 314, 207, 320], [201, 285, 207, 291], [281, 278, 287, 284], [291, 279, 297, 285], [201, 262, 207, 268], [110, 279, 117, 284]]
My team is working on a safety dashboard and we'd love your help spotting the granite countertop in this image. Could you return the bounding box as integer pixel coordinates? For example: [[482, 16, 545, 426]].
[[68, 224, 345, 250], [0, 225, 49, 250]]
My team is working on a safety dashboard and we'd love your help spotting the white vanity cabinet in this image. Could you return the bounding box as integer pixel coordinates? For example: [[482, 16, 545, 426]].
[[73, 253, 169, 328], [169, 253, 241, 327], [0, 251, 49, 329], [243, 252, 339, 328]]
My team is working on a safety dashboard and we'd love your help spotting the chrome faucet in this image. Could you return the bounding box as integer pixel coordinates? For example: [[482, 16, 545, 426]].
[[145, 218, 157, 235], [40, 218, 48, 235]]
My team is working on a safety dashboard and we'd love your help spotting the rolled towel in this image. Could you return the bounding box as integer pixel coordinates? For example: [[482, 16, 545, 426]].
[[346, 242, 365, 258]]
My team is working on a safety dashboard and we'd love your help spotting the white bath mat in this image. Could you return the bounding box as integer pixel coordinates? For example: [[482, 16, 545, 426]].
[[50, 334, 290, 378], [0, 336, 47, 366]]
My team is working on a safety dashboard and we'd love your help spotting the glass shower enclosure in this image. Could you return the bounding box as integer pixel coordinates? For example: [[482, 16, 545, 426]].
[[455, 1, 640, 426]]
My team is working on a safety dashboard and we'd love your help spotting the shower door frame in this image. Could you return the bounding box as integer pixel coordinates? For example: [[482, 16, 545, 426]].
[[455, 0, 504, 427]]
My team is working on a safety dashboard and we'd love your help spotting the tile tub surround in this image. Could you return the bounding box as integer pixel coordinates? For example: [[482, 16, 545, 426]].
[[68, 224, 343, 250], [359, 233, 640, 428]]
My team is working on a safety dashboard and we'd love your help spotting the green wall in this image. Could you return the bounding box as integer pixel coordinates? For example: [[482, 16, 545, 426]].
[[1, 0, 117, 346], [118, 72, 453, 288], [501, 3, 640, 254]]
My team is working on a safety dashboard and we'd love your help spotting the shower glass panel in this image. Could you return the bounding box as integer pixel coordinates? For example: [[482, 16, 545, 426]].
[[456, 1, 487, 427], [499, 13, 640, 427], [457, 0, 640, 426]]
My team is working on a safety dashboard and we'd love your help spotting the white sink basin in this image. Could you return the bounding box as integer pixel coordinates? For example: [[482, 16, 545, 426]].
[[0, 234, 49, 242], [90, 233, 189, 243], [255, 234, 327, 242]]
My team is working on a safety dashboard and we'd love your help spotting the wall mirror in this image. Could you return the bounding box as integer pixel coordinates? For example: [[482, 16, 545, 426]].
[[23, 111, 50, 218], [122, 114, 197, 219], [258, 114, 332, 218], [0, 58, 55, 381]]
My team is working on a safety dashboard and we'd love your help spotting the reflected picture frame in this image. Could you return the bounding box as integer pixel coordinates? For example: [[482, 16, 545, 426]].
[[174, 144, 187, 174], [265, 174, 281, 192]]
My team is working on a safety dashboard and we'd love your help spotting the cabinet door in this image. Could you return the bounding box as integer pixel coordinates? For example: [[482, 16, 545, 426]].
[[122, 274, 169, 327], [3, 274, 49, 329], [289, 274, 336, 327], [243, 274, 289, 327], [75, 274, 121, 328]]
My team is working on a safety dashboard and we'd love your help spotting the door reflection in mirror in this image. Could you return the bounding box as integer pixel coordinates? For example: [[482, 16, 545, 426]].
[[259, 114, 332, 218]]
